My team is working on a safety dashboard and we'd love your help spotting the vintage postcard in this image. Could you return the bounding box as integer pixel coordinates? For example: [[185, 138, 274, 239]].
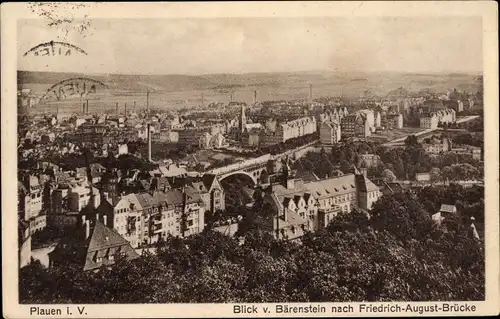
[[2, 1, 499, 318]]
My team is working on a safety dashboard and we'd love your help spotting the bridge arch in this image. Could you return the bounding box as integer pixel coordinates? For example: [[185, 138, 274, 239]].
[[219, 171, 257, 185]]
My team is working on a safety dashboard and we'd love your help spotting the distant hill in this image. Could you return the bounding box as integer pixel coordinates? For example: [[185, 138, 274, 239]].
[[18, 70, 482, 113], [17, 71, 218, 93]]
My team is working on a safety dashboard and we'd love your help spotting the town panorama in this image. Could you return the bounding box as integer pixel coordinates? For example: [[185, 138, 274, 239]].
[[17, 18, 485, 304]]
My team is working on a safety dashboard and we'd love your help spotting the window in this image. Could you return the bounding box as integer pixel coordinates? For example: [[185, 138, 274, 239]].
[[96, 257, 103, 263]]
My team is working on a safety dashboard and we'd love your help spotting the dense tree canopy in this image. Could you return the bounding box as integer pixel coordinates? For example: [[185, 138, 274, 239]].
[[293, 140, 483, 181]]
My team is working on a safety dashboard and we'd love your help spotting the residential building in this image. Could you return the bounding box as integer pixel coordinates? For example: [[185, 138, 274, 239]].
[[260, 116, 317, 147], [96, 187, 206, 248], [199, 132, 226, 150], [451, 146, 482, 160], [260, 166, 381, 240], [19, 175, 43, 221], [341, 113, 371, 138], [468, 98, 475, 110], [48, 219, 139, 272], [420, 113, 439, 129], [192, 174, 225, 213], [29, 214, 47, 235], [242, 127, 261, 148], [382, 113, 404, 129], [358, 153, 381, 168], [423, 137, 452, 154], [358, 109, 375, 128], [19, 220, 31, 268], [158, 164, 188, 179], [420, 108, 456, 129], [432, 204, 457, 225], [375, 111, 382, 128], [67, 183, 101, 212], [319, 121, 341, 145], [176, 125, 224, 148], [416, 172, 431, 182]]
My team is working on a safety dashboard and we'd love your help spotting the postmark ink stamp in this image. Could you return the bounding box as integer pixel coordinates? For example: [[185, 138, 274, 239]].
[[23, 41, 87, 57]]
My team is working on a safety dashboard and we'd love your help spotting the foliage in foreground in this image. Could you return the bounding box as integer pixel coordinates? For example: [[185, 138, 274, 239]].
[[20, 189, 484, 303]]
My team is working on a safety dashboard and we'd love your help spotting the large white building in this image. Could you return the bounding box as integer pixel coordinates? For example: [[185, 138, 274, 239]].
[[420, 109, 456, 129], [260, 116, 317, 147]]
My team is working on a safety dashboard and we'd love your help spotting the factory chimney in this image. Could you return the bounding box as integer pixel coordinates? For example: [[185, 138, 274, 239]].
[[201, 93, 204, 107], [147, 90, 150, 114], [82, 102, 86, 114], [133, 101, 136, 112], [147, 124, 152, 162], [309, 84, 313, 103], [86, 99, 89, 114], [124, 103, 127, 117], [254, 90, 257, 104], [116, 102, 119, 115]]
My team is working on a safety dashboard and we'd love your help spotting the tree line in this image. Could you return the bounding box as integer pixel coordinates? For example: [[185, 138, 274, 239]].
[[293, 138, 483, 182]]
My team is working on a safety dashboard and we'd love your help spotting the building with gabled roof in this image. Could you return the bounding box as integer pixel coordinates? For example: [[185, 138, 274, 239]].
[[432, 204, 458, 226], [48, 218, 139, 272], [260, 166, 381, 240], [439, 204, 457, 215], [96, 185, 206, 248]]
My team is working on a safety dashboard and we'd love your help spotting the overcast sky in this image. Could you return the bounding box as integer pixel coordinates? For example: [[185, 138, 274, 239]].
[[18, 17, 483, 75]]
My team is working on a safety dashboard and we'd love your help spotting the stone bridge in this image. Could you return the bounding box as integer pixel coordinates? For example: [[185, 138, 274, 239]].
[[206, 141, 318, 185]]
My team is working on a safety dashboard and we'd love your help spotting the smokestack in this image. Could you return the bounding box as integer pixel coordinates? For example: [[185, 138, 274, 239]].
[[103, 215, 107, 226], [147, 124, 152, 162], [230, 91, 233, 103], [86, 99, 89, 114], [124, 103, 127, 116], [133, 101, 136, 112], [147, 90, 150, 114], [116, 102, 119, 115], [254, 90, 257, 104], [309, 84, 313, 102], [85, 220, 90, 239], [201, 93, 204, 107], [83, 102, 86, 114]]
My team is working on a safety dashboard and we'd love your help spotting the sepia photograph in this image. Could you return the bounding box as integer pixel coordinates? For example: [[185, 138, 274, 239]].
[[2, 1, 499, 318]]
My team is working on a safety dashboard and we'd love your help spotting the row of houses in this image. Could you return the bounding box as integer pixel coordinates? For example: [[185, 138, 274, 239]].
[[419, 108, 456, 129], [317, 109, 404, 145], [257, 165, 382, 241], [18, 162, 227, 269]]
